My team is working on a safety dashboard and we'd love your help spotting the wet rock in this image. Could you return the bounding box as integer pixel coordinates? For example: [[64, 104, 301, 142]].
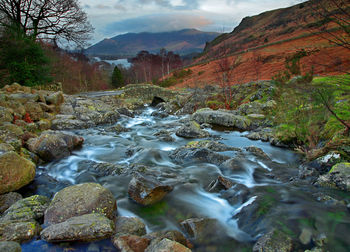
[[41, 213, 115, 242], [0, 123, 24, 137], [0, 107, 13, 123], [1, 195, 50, 222], [145, 238, 191, 252], [78, 160, 126, 176], [45, 91, 64, 106], [128, 173, 173, 206], [253, 229, 293, 252], [151, 110, 168, 118], [170, 147, 230, 166], [220, 156, 247, 172], [106, 124, 130, 134], [298, 164, 319, 181], [238, 100, 276, 116], [192, 108, 251, 130], [180, 218, 219, 244], [0, 241, 22, 252], [299, 228, 313, 245], [36, 119, 51, 131], [51, 115, 87, 130], [0, 192, 22, 215], [24, 101, 44, 121], [115, 216, 146, 237], [176, 121, 210, 138], [245, 146, 271, 160], [310, 151, 342, 174], [0, 143, 15, 153], [208, 176, 235, 192], [0, 131, 22, 152], [185, 140, 240, 152], [117, 107, 135, 118], [26, 130, 84, 162], [143, 230, 192, 248], [0, 220, 41, 242], [316, 162, 350, 191], [112, 235, 150, 252], [154, 130, 174, 142], [0, 151, 36, 194], [44, 183, 117, 225]]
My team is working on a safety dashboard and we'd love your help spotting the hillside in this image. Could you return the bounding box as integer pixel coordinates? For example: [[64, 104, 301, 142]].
[[168, 0, 350, 88], [85, 29, 220, 58]]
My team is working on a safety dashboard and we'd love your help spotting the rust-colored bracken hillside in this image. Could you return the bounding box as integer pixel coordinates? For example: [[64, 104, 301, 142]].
[[171, 0, 350, 88]]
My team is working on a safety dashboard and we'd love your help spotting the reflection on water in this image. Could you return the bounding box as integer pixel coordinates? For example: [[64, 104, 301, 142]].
[[23, 106, 350, 251]]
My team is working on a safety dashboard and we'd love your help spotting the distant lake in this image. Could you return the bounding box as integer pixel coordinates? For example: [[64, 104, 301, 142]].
[[94, 57, 132, 68]]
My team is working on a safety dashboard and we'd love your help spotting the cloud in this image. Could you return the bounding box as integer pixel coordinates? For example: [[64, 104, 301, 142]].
[[104, 14, 213, 34]]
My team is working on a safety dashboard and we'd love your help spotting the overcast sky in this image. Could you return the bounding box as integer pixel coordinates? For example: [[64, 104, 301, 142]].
[[81, 0, 306, 44]]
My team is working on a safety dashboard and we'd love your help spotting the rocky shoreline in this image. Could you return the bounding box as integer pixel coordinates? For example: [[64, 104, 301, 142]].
[[0, 82, 349, 251]]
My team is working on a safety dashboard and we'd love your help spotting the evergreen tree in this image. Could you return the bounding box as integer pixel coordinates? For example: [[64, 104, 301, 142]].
[[0, 24, 52, 87], [111, 66, 124, 88]]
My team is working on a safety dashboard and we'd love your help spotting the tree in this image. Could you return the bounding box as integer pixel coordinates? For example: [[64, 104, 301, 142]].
[[310, 0, 350, 51], [111, 66, 124, 88], [0, 0, 93, 47], [0, 24, 51, 86]]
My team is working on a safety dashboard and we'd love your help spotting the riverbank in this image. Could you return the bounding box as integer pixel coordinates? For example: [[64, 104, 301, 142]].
[[0, 81, 349, 251]]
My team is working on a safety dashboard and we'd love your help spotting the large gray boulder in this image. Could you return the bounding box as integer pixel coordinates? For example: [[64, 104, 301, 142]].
[[41, 213, 115, 242], [176, 121, 210, 138], [26, 130, 84, 162], [192, 108, 251, 130], [115, 216, 147, 237], [316, 162, 350, 191], [44, 183, 117, 225]]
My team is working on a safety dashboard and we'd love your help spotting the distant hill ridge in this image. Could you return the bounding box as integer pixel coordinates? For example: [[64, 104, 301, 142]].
[[85, 29, 221, 58]]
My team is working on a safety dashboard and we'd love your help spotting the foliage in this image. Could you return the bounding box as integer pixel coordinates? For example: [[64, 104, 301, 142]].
[[111, 66, 124, 88], [0, 25, 51, 87]]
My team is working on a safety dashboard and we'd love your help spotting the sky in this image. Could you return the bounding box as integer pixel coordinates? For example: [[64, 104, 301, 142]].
[[80, 0, 306, 44]]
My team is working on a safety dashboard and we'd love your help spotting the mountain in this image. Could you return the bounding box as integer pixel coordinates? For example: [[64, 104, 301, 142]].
[[85, 29, 221, 58], [168, 0, 350, 88]]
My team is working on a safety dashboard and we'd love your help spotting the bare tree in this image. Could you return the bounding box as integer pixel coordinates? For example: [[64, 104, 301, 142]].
[[0, 0, 93, 46], [310, 0, 350, 51]]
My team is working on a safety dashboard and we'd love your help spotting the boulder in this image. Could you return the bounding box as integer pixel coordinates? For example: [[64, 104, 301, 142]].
[[145, 238, 191, 252], [8, 93, 39, 104], [154, 130, 175, 142], [112, 235, 150, 252], [1, 195, 50, 222], [41, 213, 115, 242], [115, 216, 146, 237], [44, 183, 117, 225], [143, 230, 192, 249], [24, 101, 44, 121], [0, 143, 15, 153], [192, 108, 251, 130], [0, 241, 21, 252], [208, 176, 235, 192], [176, 121, 210, 138], [45, 91, 64, 106], [0, 220, 41, 242], [0, 123, 24, 137], [253, 229, 293, 252], [128, 174, 173, 206], [0, 107, 13, 123], [185, 140, 240, 152], [316, 162, 350, 191], [26, 130, 84, 162], [245, 146, 271, 160], [0, 192, 22, 215], [0, 151, 36, 194], [180, 218, 219, 244], [78, 160, 126, 176], [170, 147, 230, 166]]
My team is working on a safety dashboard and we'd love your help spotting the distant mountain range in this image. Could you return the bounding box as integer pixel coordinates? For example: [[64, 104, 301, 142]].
[[85, 29, 221, 58]]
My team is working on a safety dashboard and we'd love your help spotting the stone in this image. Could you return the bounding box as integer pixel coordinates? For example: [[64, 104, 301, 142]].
[[180, 218, 219, 244], [316, 162, 350, 191], [26, 130, 84, 162], [128, 173, 173, 206], [0, 143, 15, 153], [154, 130, 175, 142], [112, 235, 150, 252], [192, 108, 251, 130], [115, 216, 146, 237], [0, 151, 36, 194], [45, 91, 64, 106], [44, 183, 117, 225], [145, 238, 191, 252], [245, 146, 271, 160], [0, 123, 24, 137], [185, 140, 240, 152], [299, 228, 312, 245], [143, 230, 192, 249], [117, 108, 135, 118], [176, 121, 210, 138], [41, 213, 115, 242], [0, 192, 22, 215], [36, 119, 51, 131], [0, 107, 13, 123], [2, 195, 50, 222], [170, 147, 230, 166], [0, 241, 22, 252], [0, 220, 41, 242], [78, 160, 126, 176], [253, 229, 293, 252], [24, 101, 44, 121], [208, 176, 235, 192]]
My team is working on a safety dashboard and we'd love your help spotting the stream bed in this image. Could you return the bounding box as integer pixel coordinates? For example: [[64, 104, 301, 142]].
[[21, 106, 350, 251]]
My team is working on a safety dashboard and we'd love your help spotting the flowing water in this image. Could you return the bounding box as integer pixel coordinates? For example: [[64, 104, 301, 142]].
[[22, 106, 350, 251]]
